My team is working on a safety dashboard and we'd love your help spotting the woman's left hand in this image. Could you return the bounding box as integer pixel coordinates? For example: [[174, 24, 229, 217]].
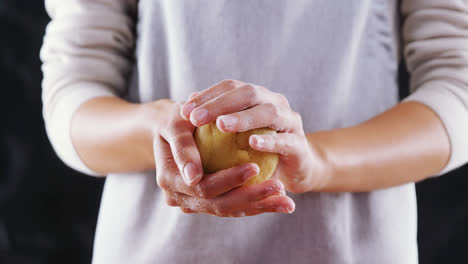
[[180, 80, 331, 194]]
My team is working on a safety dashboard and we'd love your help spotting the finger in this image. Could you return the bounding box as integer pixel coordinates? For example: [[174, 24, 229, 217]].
[[154, 133, 204, 197], [216, 104, 302, 133], [194, 163, 259, 198], [167, 131, 203, 186], [189, 84, 271, 127], [154, 136, 255, 200], [153, 136, 179, 191], [160, 162, 258, 199], [180, 80, 244, 119], [249, 133, 305, 156], [180, 195, 295, 217], [251, 195, 296, 215], [163, 191, 179, 207], [222, 194, 295, 217], [193, 85, 273, 128], [210, 180, 293, 216], [237, 179, 286, 202], [162, 117, 203, 186], [189, 84, 293, 127], [178, 92, 201, 119], [174, 181, 295, 217]]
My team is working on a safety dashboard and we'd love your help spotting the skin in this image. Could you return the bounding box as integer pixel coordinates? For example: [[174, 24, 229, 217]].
[[72, 79, 450, 216]]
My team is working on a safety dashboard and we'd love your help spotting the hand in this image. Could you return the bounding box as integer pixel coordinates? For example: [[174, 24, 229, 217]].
[[180, 80, 331, 193], [147, 99, 295, 216]]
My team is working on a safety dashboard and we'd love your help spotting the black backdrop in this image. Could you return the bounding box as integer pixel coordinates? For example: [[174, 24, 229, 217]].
[[1, 2, 467, 263]]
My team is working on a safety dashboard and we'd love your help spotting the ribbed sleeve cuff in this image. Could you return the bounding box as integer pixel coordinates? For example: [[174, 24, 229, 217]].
[[43, 82, 117, 176], [403, 80, 468, 176]]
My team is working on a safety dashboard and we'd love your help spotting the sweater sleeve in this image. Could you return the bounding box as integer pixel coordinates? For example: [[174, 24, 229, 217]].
[[401, 0, 468, 175], [40, 0, 137, 176]]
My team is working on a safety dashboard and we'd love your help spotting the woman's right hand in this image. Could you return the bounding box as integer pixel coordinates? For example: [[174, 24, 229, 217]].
[[145, 99, 295, 216]]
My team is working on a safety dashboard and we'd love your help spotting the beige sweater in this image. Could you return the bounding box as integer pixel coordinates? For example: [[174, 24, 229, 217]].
[[41, 0, 468, 177], [41, 0, 468, 263]]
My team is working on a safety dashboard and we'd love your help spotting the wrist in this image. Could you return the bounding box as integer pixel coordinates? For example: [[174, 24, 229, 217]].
[[305, 130, 348, 192], [139, 99, 177, 134], [138, 99, 176, 165]]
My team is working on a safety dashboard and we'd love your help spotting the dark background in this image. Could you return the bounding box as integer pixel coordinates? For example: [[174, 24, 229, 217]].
[[0, 1, 467, 264]]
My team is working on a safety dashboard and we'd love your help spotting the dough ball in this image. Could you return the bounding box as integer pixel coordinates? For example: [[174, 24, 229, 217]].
[[195, 122, 279, 186]]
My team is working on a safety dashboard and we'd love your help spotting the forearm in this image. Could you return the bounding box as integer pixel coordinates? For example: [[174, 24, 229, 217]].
[[309, 101, 450, 192], [71, 97, 169, 174]]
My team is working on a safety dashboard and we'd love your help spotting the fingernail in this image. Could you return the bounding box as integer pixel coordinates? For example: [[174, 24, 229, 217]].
[[251, 135, 265, 147], [183, 162, 200, 185], [218, 115, 238, 131], [181, 102, 197, 118], [276, 205, 294, 214], [191, 108, 209, 125]]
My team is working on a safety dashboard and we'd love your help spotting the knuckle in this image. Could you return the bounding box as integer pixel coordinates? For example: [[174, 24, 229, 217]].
[[244, 84, 257, 93], [265, 102, 280, 118], [276, 93, 289, 105], [285, 111, 303, 132], [212, 203, 228, 216], [173, 132, 189, 148], [214, 206, 229, 216], [169, 118, 190, 134], [277, 135, 294, 155], [164, 120, 178, 136], [284, 177, 307, 194], [292, 111, 303, 127], [285, 135, 296, 149], [164, 193, 178, 207], [170, 134, 195, 163], [242, 84, 259, 103], [221, 79, 237, 89], [156, 175, 170, 190], [195, 184, 210, 199], [171, 142, 186, 163], [268, 180, 284, 193]]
